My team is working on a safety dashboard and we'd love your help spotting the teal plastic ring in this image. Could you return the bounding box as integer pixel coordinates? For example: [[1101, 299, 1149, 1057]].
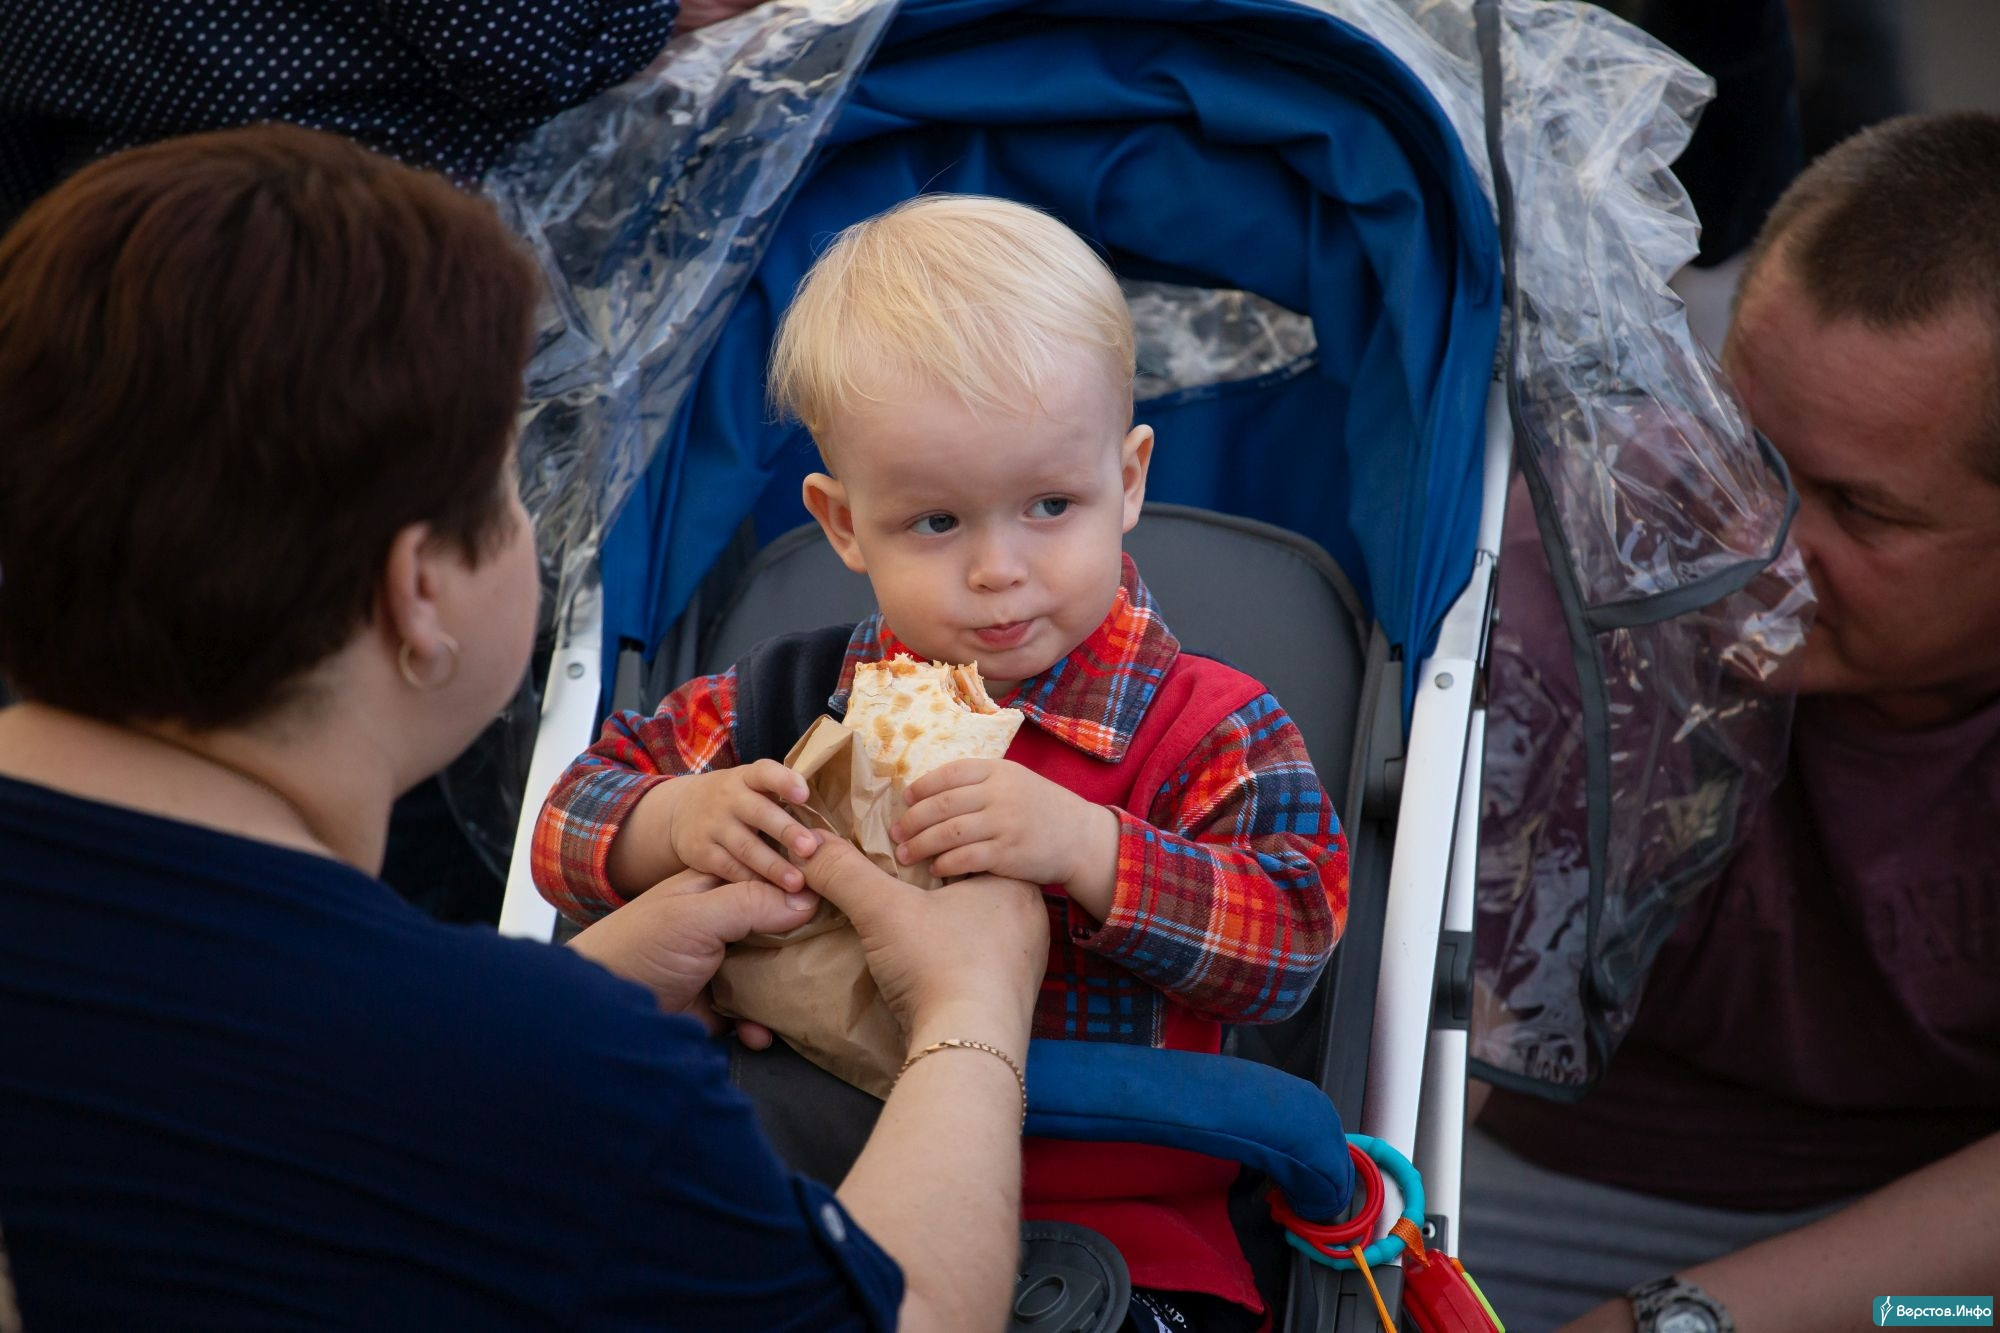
[[1283, 1133, 1425, 1270]]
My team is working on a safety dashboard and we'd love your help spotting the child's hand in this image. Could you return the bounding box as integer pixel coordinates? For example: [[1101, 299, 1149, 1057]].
[[667, 761, 819, 892], [890, 760, 1118, 903]]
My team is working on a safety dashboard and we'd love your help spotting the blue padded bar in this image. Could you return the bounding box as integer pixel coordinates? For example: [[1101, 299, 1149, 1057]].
[[1023, 1040, 1353, 1224]]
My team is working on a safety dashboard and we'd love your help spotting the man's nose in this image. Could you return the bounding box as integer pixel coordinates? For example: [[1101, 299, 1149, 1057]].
[[1787, 491, 1827, 576]]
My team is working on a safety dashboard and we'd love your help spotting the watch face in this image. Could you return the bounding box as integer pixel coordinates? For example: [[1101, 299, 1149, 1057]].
[[1657, 1305, 1720, 1333]]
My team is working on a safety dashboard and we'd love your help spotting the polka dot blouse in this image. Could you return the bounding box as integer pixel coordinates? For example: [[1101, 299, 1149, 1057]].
[[0, 0, 680, 222]]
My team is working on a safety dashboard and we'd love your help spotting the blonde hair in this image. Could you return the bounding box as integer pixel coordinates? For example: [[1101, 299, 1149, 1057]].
[[769, 195, 1136, 443]]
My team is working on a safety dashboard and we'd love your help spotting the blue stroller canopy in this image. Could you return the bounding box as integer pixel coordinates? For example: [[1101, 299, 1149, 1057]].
[[599, 0, 1502, 702]]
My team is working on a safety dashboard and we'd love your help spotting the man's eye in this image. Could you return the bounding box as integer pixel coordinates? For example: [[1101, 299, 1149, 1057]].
[[1029, 497, 1071, 519], [911, 513, 958, 535], [1831, 491, 1886, 525]]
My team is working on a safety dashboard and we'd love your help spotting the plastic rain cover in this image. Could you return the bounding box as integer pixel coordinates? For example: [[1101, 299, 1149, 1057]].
[[437, 0, 896, 880], [1436, 0, 1813, 1096], [477, 0, 1810, 1097]]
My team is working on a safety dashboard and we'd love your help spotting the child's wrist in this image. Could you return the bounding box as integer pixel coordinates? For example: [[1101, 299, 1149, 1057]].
[[1062, 800, 1121, 919], [1091, 800, 1122, 866], [609, 775, 694, 895], [660, 772, 718, 869]]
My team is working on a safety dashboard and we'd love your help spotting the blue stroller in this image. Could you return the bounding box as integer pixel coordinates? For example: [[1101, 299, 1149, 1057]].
[[482, 0, 1804, 1326]]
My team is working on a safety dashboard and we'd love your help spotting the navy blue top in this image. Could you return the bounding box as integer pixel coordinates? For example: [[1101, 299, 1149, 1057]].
[[0, 0, 678, 223], [0, 773, 900, 1329]]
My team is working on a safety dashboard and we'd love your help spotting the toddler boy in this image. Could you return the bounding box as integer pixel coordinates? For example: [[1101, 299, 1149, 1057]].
[[533, 195, 1348, 1329]]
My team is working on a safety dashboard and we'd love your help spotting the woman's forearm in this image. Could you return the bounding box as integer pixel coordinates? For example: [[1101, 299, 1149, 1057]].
[[835, 1003, 1030, 1333], [792, 840, 1047, 1331]]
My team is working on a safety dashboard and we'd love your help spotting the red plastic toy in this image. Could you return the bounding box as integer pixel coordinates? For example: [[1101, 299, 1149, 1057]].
[[1268, 1134, 1504, 1333]]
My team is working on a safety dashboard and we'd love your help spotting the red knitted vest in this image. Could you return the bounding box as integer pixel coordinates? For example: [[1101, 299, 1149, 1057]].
[[1008, 651, 1269, 1312]]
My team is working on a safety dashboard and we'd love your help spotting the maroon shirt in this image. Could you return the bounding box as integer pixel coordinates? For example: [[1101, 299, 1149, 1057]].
[[1483, 533, 2000, 1210]]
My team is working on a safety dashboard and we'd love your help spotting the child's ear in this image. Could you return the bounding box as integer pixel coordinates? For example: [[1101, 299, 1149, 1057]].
[[803, 472, 868, 574], [1118, 424, 1155, 534]]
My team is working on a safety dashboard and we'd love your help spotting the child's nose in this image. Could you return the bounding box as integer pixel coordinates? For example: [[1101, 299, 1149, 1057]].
[[967, 536, 1027, 592]]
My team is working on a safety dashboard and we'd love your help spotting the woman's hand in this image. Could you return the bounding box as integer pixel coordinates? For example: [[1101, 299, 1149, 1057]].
[[794, 833, 1048, 1049], [567, 867, 817, 1042]]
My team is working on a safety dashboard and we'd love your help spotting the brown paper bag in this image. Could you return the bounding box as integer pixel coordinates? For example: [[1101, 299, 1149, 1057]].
[[709, 715, 943, 1098]]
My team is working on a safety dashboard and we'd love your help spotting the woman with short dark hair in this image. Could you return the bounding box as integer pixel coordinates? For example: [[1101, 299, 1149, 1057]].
[[0, 124, 1046, 1330]]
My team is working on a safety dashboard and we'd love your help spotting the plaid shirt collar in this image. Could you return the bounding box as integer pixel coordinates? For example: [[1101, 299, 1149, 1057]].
[[827, 554, 1180, 763]]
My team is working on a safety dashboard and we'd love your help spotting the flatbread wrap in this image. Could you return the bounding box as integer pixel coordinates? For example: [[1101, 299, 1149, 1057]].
[[845, 656, 1022, 784]]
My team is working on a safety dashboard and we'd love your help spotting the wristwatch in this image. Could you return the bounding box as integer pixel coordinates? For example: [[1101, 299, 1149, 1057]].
[[1627, 1276, 1736, 1333]]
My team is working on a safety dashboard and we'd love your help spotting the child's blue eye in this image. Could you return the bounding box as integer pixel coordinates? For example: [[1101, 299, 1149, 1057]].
[[1029, 498, 1071, 519], [911, 513, 958, 535]]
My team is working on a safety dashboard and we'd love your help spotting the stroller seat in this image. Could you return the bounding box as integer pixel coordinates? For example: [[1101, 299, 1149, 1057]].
[[640, 502, 1393, 1327]]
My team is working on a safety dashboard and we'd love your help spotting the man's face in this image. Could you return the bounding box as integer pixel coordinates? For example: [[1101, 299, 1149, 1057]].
[[1724, 258, 2000, 727]]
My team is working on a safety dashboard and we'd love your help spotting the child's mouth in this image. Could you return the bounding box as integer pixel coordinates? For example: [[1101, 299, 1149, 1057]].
[[973, 620, 1032, 649]]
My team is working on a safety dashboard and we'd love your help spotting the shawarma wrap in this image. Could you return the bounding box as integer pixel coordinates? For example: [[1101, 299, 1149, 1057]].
[[845, 656, 1021, 784]]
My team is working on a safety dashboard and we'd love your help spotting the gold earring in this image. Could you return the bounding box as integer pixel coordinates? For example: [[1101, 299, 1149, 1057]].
[[397, 633, 460, 691]]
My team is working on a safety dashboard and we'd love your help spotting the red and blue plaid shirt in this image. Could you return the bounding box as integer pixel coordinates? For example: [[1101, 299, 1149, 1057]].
[[533, 555, 1348, 1028]]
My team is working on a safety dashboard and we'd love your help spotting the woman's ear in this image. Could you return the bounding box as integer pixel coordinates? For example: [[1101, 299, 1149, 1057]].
[[376, 523, 455, 673], [803, 473, 868, 574], [1119, 424, 1155, 533]]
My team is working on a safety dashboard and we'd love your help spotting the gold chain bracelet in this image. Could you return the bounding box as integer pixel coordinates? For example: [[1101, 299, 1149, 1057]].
[[896, 1038, 1027, 1130]]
